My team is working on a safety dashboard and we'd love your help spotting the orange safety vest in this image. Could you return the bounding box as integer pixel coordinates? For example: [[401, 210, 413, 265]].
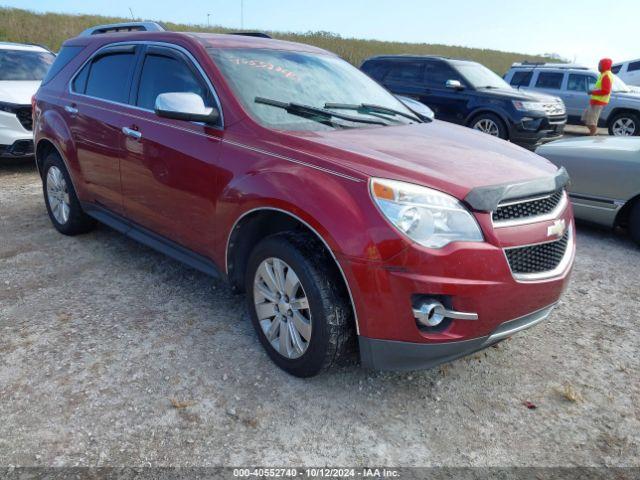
[[591, 71, 614, 105]]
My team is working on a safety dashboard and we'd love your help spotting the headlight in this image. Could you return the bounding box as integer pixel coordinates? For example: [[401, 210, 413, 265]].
[[370, 178, 483, 249], [512, 100, 546, 112]]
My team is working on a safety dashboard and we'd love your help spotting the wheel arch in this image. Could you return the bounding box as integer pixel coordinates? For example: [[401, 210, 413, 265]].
[[615, 192, 640, 228], [465, 109, 510, 138], [606, 108, 640, 126], [225, 207, 360, 334]]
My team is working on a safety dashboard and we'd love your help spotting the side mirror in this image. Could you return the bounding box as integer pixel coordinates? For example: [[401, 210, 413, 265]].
[[155, 92, 219, 123], [446, 79, 464, 90], [395, 95, 435, 121]]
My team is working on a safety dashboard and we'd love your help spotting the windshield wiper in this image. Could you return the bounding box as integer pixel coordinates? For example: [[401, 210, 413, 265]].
[[324, 103, 421, 122], [255, 97, 389, 126]]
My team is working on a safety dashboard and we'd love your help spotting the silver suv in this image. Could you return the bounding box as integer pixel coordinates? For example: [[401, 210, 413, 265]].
[[504, 63, 640, 136]]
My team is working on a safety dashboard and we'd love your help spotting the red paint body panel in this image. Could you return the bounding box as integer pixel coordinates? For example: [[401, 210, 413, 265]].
[[33, 31, 575, 352]]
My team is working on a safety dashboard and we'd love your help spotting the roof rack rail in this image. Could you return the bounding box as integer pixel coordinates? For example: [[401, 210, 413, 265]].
[[80, 21, 166, 37], [511, 61, 589, 70], [229, 32, 272, 39]]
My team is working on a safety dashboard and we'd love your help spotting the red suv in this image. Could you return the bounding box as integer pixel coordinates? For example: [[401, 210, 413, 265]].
[[33, 22, 575, 377]]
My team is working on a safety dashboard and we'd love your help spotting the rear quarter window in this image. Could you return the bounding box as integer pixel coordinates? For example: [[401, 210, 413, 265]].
[[41, 45, 84, 85]]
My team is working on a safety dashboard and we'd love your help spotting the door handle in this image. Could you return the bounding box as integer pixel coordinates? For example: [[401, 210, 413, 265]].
[[64, 105, 78, 115], [122, 127, 142, 140]]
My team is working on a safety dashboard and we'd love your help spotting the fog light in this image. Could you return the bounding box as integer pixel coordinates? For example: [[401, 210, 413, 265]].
[[414, 301, 446, 327]]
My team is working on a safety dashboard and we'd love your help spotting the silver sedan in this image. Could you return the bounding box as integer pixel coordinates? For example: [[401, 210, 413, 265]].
[[536, 136, 640, 245]]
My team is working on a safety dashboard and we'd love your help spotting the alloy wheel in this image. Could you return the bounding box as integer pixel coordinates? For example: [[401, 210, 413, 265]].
[[612, 117, 636, 136], [473, 118, 500, 136], [46, 166, 70, 225], [253, 257, 312, 359]]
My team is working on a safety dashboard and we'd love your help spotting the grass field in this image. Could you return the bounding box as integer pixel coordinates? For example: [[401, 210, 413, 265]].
[[0, 7, 557, 73]]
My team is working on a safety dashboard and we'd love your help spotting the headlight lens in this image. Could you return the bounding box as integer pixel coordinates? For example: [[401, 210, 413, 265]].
[[370, 178, 483, 249], [512, 100, 545, 112]]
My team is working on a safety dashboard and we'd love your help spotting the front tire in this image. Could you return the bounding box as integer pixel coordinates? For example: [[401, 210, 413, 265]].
[[470, 113, 508, 139], [42, 151, 95, 235], [608, 112, 640, 136], [245, 232, 355, 377]]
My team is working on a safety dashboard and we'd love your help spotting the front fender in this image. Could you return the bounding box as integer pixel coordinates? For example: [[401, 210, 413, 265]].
[[216, 165, 409, 266]]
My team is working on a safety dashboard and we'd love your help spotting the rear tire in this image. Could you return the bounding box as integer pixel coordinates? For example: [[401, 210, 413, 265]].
[[629, 201, 640, 246], [245, 232, 355, 377], [469, 113, 508, 139], [42, 151, 95, 235], [608, 112, 640, 136]]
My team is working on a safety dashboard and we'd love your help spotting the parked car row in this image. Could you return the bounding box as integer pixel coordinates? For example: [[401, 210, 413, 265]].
[[3, 21, 638, 378], [505, 62, 640, 136], [362, 55, 567, 150]]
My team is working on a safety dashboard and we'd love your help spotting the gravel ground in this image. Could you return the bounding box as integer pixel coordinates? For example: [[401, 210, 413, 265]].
[[0, 159, 638, 468]]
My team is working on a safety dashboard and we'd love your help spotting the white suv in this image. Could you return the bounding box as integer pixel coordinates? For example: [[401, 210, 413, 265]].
[[0, 42, 55, 159], [612, 59, 640, 87]]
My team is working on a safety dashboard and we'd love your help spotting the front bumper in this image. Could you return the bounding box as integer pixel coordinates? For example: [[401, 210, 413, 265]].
[[509, 114, 566, 149], [1, 110, 33, 158], [342, 202, 574, 370], [359, 303, 555, 371]]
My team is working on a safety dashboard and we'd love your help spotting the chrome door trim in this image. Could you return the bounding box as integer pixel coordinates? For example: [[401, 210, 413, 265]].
[[226, 207, 360, 334]]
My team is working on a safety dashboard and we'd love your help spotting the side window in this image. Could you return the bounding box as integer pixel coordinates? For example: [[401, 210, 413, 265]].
[[611, 64, 622, 74], [587, 76, 597, 91], [567, 74, 589, 92], [424, 61, 462, 88], [509, 70, 533, 87], [135, 52, 210, 111], [384, 61, 424, 84], [84, 51, 137, 103], [535, 72, 564, 89], [628, 61, 640, 72]]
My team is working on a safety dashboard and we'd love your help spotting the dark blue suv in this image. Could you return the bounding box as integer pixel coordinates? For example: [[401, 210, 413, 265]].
[[361, 55, 567, 149]]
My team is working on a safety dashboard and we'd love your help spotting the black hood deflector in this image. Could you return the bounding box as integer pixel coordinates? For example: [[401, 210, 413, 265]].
[[464, 167, 570, 212]]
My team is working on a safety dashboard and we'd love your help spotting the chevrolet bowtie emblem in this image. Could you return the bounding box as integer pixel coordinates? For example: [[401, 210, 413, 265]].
[[547, 219, 566, 238]]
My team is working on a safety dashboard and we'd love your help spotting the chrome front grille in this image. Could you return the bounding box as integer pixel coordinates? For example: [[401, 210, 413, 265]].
[[493, 189, 565, 225], [542, 102, 566, 116], [505, 230, 570, 276]]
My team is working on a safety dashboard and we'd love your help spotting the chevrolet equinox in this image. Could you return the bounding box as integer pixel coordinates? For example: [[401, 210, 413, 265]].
[[33, 22, 575, 377]]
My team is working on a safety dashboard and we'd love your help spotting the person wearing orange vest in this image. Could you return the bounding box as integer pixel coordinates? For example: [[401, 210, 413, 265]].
[[581, 58, 614, 136]]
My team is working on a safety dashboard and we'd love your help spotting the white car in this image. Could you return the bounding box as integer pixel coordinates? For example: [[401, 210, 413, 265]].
[[612, 59, 640, 87], [0, 42, 55, 159]]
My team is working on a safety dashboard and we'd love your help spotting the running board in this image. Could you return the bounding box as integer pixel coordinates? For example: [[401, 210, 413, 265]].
[[81, 203, 223, 280]]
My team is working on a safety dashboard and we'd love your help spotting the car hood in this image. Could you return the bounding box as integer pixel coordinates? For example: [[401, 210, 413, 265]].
[[537, 136, 640, 155], [480, 87, 561, 103], [612, 91, 640, 102], [283, 120, 559, 203], [0, 80, 40, 104]]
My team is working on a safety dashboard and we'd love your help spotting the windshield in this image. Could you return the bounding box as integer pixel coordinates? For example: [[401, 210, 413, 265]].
[[208, 48, 419, 131], [0, 49, 55, 81], [455, 63, 511, 89]]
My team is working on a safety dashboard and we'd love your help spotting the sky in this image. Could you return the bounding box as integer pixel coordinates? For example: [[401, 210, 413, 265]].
[[3, 0, 638, 69]]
